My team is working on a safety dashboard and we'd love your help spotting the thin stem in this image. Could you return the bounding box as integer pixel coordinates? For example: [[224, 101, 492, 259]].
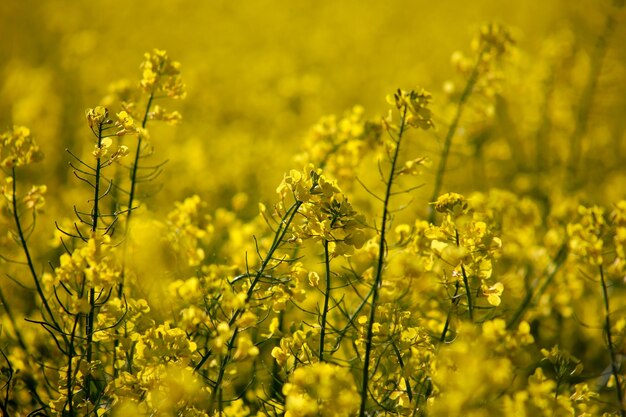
[[113, 93, 154, 378], [428, 49, 484, 224], [567, 8, 617, 185], [85, 287, 96, 403], [0, 349, 11, 417], [440, 281, 460, 342], [455, 229, 473, 321], [119, 92, 153, 287], [460, 265, 473, 321], [319, 239, 332, 362], [359, 105, 408, 417], [66, 315, 79, 417], [506, 243, 568, 330], [85, 123, 104, 404], [599, 265, 626, 417], [0, 287, 28, 353], [92, 123, 103, 233], [10, 167, 63, 334], [204, 200, 304, 411], [123, 136, 142, 228], [270, 310, 285, 400], [534, 65, 556, 174], [125, 90, 154, 232]]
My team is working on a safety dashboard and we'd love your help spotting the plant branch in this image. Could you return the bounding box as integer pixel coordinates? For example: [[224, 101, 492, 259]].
[[428, 49, 484, 224], [359, 104, 408, 417]]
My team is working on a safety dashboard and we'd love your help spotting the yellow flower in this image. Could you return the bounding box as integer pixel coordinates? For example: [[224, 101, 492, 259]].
[[85, 106, 109, 129], [92, 137, 113, 159], [271, 346, 288, 366], [434, 192, 469, 215], [307, 271, 320, 287], [284, 363, 360, 417], [483, 282, 504, 306], [23, 184, 47, 211], [115, 110, 138, 135]]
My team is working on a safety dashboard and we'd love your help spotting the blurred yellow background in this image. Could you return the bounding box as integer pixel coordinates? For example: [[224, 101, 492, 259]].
[[1, 0, 624, 218]]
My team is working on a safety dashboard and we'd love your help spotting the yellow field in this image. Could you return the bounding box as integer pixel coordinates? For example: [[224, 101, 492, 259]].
[[1, 1, 626, 416]]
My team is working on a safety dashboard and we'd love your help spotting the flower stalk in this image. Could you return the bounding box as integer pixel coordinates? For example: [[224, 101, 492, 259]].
[[359, 104, 408, 417]]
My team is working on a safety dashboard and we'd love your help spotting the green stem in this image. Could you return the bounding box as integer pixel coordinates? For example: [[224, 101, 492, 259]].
[[454, 229, 473, 321], [599, 265, 626, 417], [428, 49, 484, 224], [10, 167, 63, 334], [567, 8, 617, 185], [270, 310, 285, 399], [506, 243, 568, 330], [319, 239, 332, 362], [114, 92, 154, 378], [203, 200, 304, 411], [84, 123, 104, 404], [91, 123, 103, 233], [118, 92, 153, 292], [85, 287, 96, 403], [0, 287, 28, 353], [460, 264, 473, 321], [359, 105, 408, 417], [534, 66, 556, 174], [440, 281, 461, 342], [125, 91, 153, 232], [66, 316, 79, 416]]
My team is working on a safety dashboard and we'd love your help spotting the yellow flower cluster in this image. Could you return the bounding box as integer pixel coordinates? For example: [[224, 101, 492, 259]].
[[85, 106, 134, 161], [387, 88, 435, 130], [503, 368, 599, 417], [22, 184, 47, 212], [85, 105, 109, 129], [567, 205, 605, 266], [0, 126, 43, 168], [111, 364, 209, 416], [352, 306, 434, 411], [433, 192, 469, 216], [428, 192, 503, 308], [262, 261, 308, 312], [134, 323, 197, 364], [277, 166, 367, 256], [140, 49, 186, 100], [295, 106, 383, 183], [165, 195, 214, 266], [283, 363, 360, 417], [54, 234, 120, 290], [472, 22, 515, 60], [609, 201, 626, 278], [271, 327, 317, 368]]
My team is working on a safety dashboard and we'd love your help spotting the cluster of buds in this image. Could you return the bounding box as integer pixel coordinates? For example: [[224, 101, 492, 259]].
[[386, 88, 435, 130], [140, 49, 186, 100], [85, 106, 134, 160], [472, 22, 515, 60]]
